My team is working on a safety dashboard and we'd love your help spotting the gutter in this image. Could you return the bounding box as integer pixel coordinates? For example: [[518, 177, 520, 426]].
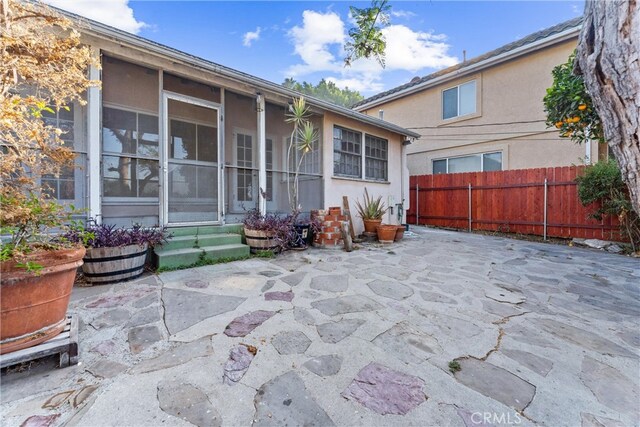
[[354, 26, 581, 112], [58, 9, 419, 139]]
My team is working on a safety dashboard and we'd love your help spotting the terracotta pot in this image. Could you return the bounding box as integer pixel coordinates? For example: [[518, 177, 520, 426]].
[[244, 227, 279, 254], [0, 246, 85, 354], [82, 243, 148, 284], [363, 218, 382, 233], [394, 225, 405, 242], [376, 224, 397, 244]]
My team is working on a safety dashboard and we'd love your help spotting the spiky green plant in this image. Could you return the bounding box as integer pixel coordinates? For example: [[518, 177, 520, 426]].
[[355, 187, 387, 220], [285, 97, 318, 214]]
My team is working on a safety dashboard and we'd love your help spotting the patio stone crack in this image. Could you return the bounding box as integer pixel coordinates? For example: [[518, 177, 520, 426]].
[[481, 328, 505, 361], [159, 289, 170, 336], [492, 310, 530, 325]]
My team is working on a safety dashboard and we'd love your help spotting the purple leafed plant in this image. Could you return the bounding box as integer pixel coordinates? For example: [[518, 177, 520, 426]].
[[242, 209, 297, 251], [63, 223, 170, 248]]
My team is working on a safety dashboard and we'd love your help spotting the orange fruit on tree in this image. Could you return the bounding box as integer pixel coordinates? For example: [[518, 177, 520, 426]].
[[572, 116, 580, 123], [555, 121, 563, 128], [578, 104, 587, 110]]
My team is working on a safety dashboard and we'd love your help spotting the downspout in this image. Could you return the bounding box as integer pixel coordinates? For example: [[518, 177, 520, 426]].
[[87, 47, 102, 224], [401, 138, 412, 225], [256, 93, 267, 215]]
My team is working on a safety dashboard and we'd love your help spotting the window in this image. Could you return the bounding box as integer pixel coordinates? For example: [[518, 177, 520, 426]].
[[333, 126, 388, 181], [442, 80, 476, 120], [433, 152, 502, 174], [102, 106, 159, 198], [41, 105, 80, 201], [333, 126, 361, 178], [365, 135, 388, 181], [236, 133, 253, 202]]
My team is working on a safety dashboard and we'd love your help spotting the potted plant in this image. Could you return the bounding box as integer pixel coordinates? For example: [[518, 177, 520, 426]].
[[376, 224, 398, 244], [394, 225, 405, 241], [285, 97, 318, 249], [242, 209, 295, 254], [355, 188, 388, 233], [63, 223, 169, 284], [0, 1, 99, 354]]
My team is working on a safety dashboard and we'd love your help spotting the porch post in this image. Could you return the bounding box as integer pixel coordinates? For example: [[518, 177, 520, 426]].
[[257, 93, 267, 215], [87, 47, 102, 224]]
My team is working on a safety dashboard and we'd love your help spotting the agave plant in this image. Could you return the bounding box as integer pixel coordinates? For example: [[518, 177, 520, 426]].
[[355, 187, 387, 220]]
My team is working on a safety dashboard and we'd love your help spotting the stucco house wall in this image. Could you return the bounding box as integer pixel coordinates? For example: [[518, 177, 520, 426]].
[[356, 20, 601, 176], [322, 112, 409, 233]]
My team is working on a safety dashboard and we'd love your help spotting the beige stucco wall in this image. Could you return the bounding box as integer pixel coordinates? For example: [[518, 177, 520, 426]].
[[361, 38, 601, 175], [322, 112, 408, 233]]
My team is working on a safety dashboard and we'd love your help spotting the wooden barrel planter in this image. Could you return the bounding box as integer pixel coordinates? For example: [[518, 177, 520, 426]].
[[244, 228, 279, 254], [82, 243, 148, 284], [1, 247, 85, 354]]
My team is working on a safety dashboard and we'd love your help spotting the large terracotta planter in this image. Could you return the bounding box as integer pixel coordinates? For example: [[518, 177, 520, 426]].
[[82, 243, 148, 284], [0, 246, 85, 354], [244, 228, 279, 254], [363, 218, 382, 233], [376, 224, 397, 244]]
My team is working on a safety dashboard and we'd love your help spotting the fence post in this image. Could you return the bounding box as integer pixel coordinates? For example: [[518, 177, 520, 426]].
[[468, 183, 472, 232], [415, 184, 419, 226], [543, 178, 548, 241]]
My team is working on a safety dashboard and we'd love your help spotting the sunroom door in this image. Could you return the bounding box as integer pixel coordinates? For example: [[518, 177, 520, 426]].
[[163, 93, 222, 225]]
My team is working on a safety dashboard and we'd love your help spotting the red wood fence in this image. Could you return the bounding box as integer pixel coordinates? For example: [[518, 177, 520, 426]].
[[406, 166, 622, 241]]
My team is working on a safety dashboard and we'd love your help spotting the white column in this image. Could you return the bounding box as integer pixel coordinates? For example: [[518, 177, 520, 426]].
[[86, 47, 102, 224], [257, 93, 267, 215]]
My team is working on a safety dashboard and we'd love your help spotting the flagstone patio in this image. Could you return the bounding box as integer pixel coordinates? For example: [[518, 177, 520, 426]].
[[1, 227, 638, 427]]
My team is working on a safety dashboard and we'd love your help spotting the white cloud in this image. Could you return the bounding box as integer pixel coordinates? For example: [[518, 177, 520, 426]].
[[287, 10, 345, 77], [390, 10, 417, 19], [326, 76, 384, 94], [286, 10, 458, 94], [381, 25, 459, 72], [43, 0, 147, 34], [243, 27, 262, 47]]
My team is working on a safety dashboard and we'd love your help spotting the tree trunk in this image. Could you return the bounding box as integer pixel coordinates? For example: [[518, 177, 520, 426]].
[[575, 0, 640, 214]]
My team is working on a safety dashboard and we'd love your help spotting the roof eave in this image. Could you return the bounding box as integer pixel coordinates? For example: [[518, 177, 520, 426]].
[[62, 11, 419, 139], [354, 25, 581, 112]]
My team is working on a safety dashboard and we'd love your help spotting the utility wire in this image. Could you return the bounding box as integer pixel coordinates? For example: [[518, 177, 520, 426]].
[[407, 119, 546, 130]]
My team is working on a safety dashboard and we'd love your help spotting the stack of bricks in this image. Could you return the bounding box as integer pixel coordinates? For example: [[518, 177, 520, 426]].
[[311, 207, 347, 249]]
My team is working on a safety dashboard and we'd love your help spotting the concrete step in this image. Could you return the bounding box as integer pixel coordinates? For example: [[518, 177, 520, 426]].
[[154, 244, 250, 270], [168, 224, 244, 237], [160, 233, 242, 251]]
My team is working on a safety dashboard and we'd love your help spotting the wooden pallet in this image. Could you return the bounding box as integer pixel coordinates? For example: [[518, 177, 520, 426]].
[[0, 315, 79, 369]]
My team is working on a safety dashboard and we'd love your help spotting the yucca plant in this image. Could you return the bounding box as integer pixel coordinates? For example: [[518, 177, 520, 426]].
[[285, 97, 318, 214], [355, 187, 387, 220]]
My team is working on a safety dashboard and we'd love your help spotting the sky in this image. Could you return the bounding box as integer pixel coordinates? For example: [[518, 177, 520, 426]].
[[44, 0, 584, 96]]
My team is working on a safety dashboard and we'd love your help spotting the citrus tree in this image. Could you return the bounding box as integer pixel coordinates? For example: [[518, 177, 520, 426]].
[[543, 52, 603, 145]]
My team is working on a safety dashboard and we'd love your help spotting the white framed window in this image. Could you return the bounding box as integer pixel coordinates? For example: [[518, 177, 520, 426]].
[[37, 103, 87, 211], [333, 125, 388, 181], [433, 151, 502, 174], [442, 80, 476, 120], [365, 134, 388, 181]]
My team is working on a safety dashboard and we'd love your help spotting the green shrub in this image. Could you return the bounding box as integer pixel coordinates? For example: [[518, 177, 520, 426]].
[[576, 160, 639, 251]]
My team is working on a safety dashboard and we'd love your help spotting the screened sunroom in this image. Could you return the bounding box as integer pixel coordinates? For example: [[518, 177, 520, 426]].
[[98, 56, 323, 228]]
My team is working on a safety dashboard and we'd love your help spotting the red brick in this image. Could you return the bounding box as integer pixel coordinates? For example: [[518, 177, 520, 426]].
[[323, 238, 337, 245], [324, 215, 338, 222]]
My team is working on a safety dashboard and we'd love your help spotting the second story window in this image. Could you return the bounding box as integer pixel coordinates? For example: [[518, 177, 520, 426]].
[[442, 80, 476, 120]]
